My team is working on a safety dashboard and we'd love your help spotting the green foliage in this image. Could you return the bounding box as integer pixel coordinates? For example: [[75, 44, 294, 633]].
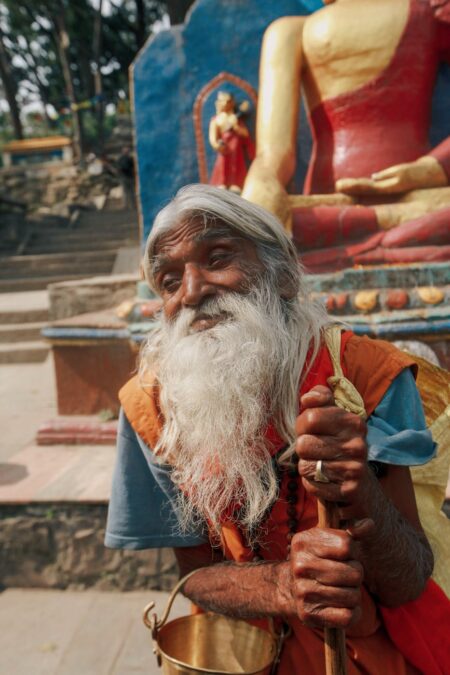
[[0, 0, 168, 145]]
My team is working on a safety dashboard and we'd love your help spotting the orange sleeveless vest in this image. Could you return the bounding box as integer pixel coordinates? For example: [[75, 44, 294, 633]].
[[119, 332, 450, 674]]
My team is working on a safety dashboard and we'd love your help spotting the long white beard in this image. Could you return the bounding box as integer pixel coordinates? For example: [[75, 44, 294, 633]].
[[140, 280, 324, 539]]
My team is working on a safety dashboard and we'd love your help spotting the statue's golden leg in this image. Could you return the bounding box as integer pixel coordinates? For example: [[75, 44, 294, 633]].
[[374, 190, 450, 229], [289, 193, 356, 208], [399, 187, 450, 207]]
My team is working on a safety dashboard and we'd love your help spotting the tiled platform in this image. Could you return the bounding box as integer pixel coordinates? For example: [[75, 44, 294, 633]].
[[0, 588, 189, 675], [0, 443, 115, 504]]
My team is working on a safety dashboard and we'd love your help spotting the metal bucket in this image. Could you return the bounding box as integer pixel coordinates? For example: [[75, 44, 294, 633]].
[[143, 572, 279, 675]]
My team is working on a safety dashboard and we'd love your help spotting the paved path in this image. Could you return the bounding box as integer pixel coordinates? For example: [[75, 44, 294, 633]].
[[0, 589, 189, 675], [0, 290, 184, 675], [0, 443, 114, 503], [0, 355, 57, 463]]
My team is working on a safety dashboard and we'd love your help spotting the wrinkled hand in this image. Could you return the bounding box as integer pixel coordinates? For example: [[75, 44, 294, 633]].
[[288, 526, 367, 628], [295, 385, 375, 520], [336, 156, 448, 195]]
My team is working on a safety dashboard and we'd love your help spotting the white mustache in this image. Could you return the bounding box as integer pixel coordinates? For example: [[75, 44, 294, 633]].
[[166, 296, 237, 335]]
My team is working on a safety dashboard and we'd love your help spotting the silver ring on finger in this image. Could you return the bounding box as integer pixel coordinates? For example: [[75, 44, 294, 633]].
[[314, 459, 331, 483]]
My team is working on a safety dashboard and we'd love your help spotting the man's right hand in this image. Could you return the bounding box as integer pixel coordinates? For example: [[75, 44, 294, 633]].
[[288, 527, 364, 629]]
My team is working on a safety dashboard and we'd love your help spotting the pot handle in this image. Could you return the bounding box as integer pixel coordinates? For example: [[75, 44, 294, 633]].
[[142, 570, 200, 668], [142, 569, 200, 632]]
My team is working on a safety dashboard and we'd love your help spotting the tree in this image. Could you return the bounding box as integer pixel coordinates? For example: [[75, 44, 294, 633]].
[[52, 0, 84, 160], [0, 0, 168, 152], [93, 0, 104, 152], [166, 0, 195, 25], [0, 17, 23, 138]]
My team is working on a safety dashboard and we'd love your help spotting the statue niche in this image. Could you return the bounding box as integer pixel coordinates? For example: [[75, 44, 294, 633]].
[[208, 92, 255, 194], [193, 73, 256, 194], [242, 0, 450, 272]]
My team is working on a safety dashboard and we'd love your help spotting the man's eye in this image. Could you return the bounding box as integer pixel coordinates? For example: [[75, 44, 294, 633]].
[[209, 250, 232, 266], [160, 275, 180, 292]]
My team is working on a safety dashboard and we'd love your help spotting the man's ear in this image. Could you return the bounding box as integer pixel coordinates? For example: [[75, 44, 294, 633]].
[[278, 270, 298, 299]]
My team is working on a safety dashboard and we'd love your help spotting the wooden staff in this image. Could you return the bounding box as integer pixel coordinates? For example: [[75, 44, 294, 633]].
[[317, 499, 348, 675]]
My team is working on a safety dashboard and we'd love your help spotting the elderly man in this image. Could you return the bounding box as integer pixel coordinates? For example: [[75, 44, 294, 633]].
[[105, 185, 447, 674]]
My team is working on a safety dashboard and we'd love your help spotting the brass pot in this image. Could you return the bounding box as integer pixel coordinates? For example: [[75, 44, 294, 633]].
[[143, 572, 278, 675]]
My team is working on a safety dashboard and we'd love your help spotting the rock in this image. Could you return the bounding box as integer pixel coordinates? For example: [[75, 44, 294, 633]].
[[93, 195, 107, 210], [109, 185, 124, 201], [48, 274, 139, 320]]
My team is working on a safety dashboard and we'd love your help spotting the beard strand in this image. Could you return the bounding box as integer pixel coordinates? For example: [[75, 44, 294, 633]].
[[139, 277, 326, 540]]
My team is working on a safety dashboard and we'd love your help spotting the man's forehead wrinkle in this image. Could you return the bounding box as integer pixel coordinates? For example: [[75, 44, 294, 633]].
[[154, 221, 243, 259], [192, 224, 240, 244]]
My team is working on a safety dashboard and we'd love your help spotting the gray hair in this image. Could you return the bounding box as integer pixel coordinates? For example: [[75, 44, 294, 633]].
[[141, 184, 329, 464], [144, 183, 301, 297]]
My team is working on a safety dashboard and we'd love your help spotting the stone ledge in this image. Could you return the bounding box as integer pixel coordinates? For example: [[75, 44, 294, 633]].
[[0, 504, 178, 591], [37, 417, 118, 446], [48, 274, 139, 321]]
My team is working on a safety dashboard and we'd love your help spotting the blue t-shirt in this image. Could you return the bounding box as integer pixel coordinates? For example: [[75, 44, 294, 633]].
[[104, 369, 435, 550]]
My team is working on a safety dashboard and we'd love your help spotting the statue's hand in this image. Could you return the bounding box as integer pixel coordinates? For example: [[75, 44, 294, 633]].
[[336, 156, 448, 195]]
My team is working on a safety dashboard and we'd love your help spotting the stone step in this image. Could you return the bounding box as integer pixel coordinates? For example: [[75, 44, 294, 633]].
[[0, 263, 114, 281], [0, 251, 116, 274], [26, 238, 138, 255], [0, 275, 95, 293], [0, 340, 49, 363], [76, 209, 137, 228], [30, 222, 137, 236], [36, 416, 118, 445], [0, 306, 48, 323], [0, 321, 45, 343], [27, 233, 136, 247], [0, 290, 49, 323]]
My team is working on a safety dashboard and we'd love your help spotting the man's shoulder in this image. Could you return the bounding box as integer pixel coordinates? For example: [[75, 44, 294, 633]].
[[342, 334, 416, 416], [119, 373, 163, 451], [345, 334, 416, 367]]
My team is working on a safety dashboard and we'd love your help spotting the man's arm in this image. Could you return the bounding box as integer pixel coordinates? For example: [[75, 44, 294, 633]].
[[175, 546, 295, 619], [296, 386, 434, 608], [176, 529, 364, 629], [176, 383, 433, 628], [355, 464, 433, 605]]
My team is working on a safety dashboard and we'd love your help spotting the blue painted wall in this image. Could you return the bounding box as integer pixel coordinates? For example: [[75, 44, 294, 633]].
[[133, 0, 323, 239], [133, 0, 450, 241]]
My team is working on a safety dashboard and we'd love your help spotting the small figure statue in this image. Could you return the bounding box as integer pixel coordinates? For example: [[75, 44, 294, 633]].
[[208, 92, 255, 193], [243, 0, 450, 270]]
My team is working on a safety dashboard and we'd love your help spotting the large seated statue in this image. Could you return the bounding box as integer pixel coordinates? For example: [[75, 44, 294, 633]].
[[243, 0, 450, 272]]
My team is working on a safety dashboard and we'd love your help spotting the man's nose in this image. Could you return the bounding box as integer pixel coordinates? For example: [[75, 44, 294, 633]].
[[181, 263, 216, 307]]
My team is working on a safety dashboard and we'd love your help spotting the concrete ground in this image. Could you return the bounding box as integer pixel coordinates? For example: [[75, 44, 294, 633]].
[[0, 289, 179, 675], [0, 589, 189, 675], [0, 289, 55, 462], [0, 355, 57, 462]]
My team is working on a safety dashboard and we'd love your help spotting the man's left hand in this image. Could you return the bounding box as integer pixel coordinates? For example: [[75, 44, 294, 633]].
[[295, 385, 375, 520]]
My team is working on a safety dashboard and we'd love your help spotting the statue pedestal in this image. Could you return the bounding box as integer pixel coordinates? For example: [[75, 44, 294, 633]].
[[42, 283, 161, 421], [309, 261, 450, 369]]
